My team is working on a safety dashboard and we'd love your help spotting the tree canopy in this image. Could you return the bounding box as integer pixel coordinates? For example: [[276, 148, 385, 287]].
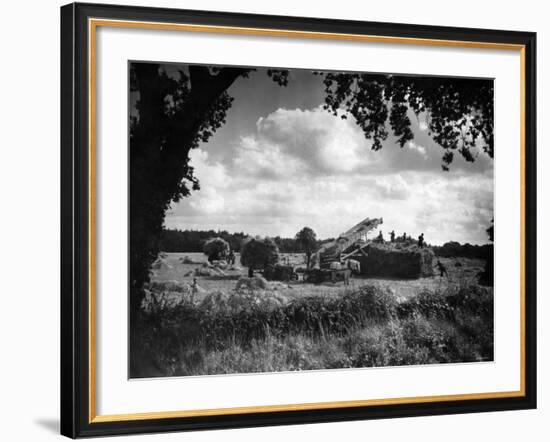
[[319, 73, 493, 170], [295, 227, 318, 268]]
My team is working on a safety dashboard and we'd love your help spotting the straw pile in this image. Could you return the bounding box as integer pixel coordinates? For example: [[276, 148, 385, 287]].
[[235, 275, 270, 291]]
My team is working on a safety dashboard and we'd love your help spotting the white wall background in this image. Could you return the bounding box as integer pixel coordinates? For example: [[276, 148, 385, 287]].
[[0, 0, 546, 440]]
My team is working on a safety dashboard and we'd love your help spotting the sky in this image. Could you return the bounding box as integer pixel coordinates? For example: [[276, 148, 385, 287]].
[[156, 65, 494, 246]]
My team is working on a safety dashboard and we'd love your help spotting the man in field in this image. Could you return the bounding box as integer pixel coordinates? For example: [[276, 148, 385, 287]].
[[190, 278, 199, 304], [436, 259, 448, 277], [390, 230, 395, 242], [418, 233, 425, 248]]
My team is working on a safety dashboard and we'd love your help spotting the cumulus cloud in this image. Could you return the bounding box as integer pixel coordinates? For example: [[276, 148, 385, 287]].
[[166, 107, 493, 245], [407, 141, 427, 158], [233, 107, 379, 178], [231, 107, 492, 180]]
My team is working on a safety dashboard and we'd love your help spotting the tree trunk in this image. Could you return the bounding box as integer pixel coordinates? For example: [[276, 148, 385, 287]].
[[129, 63, 249, 326]]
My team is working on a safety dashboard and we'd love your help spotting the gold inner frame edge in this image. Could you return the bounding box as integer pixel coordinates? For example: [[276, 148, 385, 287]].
[[87, 17, 527, 424]]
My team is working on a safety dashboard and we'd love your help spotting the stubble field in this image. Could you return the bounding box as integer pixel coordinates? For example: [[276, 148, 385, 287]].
[[130, 251, 493, 378]]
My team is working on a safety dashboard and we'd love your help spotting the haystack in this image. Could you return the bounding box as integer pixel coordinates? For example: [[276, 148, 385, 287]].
[[263, 264, 294, 281], [151, 258, 172, 270], [147, 280, 189, 293], [235, 275, 270, 291], [357, 243, 434, 278], [179, 255, 202, 265], [194, 266, 226, 277]]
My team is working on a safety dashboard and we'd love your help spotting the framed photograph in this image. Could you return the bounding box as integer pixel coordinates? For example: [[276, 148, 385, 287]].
[[60, 2, 536, 438]]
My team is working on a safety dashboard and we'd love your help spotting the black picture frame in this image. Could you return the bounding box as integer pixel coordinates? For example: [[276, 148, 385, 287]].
[[61, 2, 537, 438]]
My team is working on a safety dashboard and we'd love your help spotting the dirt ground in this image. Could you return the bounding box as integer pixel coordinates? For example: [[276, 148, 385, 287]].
[[150, 252, 488, 301]]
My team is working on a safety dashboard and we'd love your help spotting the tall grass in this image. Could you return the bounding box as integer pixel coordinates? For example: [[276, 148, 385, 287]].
[[130, 284, 493, 378]]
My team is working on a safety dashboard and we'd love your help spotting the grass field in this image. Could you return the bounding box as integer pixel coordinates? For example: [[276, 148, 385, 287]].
[[130, 251, 493, 378], [149, 252, 486, 302]]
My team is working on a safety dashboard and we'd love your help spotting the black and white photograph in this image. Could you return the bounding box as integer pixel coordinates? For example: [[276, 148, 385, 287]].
[[129, 61, 495, 378]]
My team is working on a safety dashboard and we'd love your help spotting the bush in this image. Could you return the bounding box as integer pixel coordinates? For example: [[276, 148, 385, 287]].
[[131, 283, 494, 377]]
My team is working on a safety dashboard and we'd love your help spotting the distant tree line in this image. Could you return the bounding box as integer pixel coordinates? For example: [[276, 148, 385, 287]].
[[159, 228, 330, 254], [161, 229, 493, 261], [432, 241, 493, 259], [159, 229, 247, 253]]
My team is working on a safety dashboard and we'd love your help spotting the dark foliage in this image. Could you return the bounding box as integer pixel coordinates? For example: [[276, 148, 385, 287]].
[[479, 219, 494, 286], [295, 226, 318, 268], [131, 284, 494, 377], [432, 239, 493, 286], [272, 236, 306, 253], [130, 63, 252, 323], [159, 228, 314, 254], [322, 74, 493, 170], [433, 241, 493, 259]]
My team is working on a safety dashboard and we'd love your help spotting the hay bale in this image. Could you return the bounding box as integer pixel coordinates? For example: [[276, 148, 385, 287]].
[[195, 266, 220, 277], [151, 258, 172, 270], [196, 284, 206, 294], [200, 291, 231, 311], [212, 260, 228, 269], [147, 280, 189, 293], [263, 264, 294, 281], [269, 281, 291, 291], [235, 275, 270, 291], [227, 264, 242, 271], [357, 243, 434, 278], [198, 262, 226, 275], [179, 255, 203, 264]]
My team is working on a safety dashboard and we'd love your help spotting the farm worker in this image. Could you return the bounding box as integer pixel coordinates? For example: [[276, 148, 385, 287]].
[[436, 260, 448, 277], [309, 253, 320, 269], [228, 249, 235, 265], [377, 230, 384, 242], [390, 230, 395, 242], [402, 232, 407, 241], [190, 278, 198, 304], [418, 233, 425, 248]]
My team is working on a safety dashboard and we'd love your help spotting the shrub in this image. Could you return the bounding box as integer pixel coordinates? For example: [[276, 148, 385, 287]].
[[295, 227, 318, 268], [131, 283, 494, 377]]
